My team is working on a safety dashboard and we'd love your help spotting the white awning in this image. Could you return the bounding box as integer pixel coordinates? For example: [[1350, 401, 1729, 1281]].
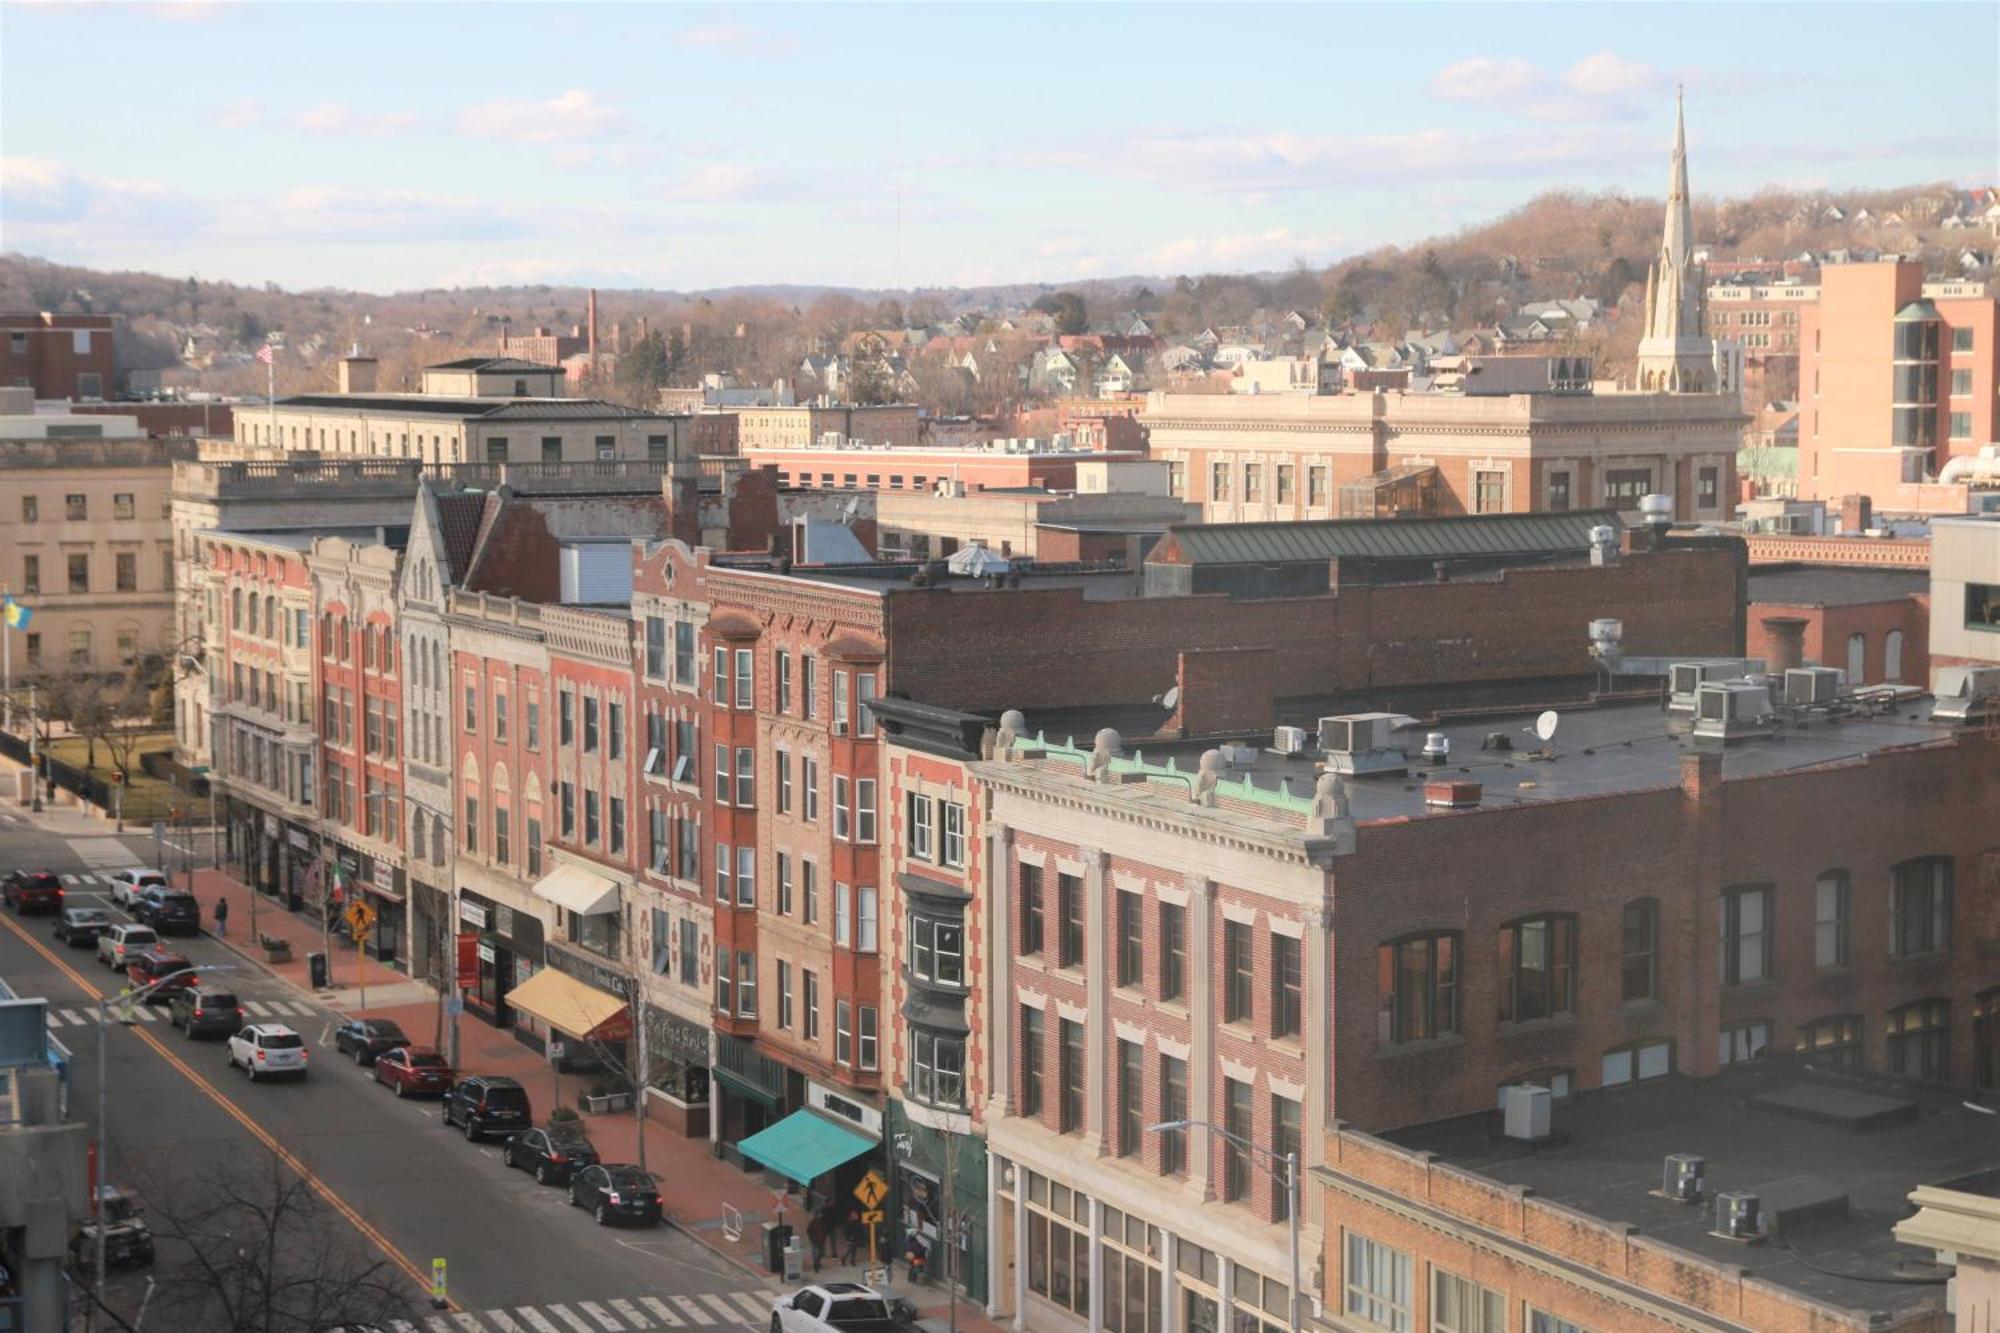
[[531, 863, 621, 916]]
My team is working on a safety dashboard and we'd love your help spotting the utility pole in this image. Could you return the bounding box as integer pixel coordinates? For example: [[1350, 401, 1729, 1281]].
[[28, 681, 41, 813]]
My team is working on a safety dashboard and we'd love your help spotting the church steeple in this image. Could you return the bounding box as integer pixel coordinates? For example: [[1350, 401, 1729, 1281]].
[[1635, 88, 1716, 393]]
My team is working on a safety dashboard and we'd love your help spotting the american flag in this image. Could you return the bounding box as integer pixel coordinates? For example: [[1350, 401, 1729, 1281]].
[[256, 344, 276, 365]]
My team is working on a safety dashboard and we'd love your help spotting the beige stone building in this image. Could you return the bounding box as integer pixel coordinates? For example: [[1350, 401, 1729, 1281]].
[[735, 403, 921, 452], [873, 465, 1198, 563], [0, 396, 192, 676]]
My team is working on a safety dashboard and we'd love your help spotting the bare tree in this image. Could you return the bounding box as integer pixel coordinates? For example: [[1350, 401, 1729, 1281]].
[[137, 1151, 419, 1333]]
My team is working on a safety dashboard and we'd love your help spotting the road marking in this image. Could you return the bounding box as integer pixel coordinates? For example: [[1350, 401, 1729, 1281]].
[[0, 907, 459, 1313], [482, 1311, 526, 1333], [577, 1301, 624, 1330], [244, 1000, 273, 1015], [513, 1309, 565, 1333], [607, 1298, 653, 1328], [452, 1315, 488, 1331], [389, 1322, 419, 1333], [423, 1317, 454, 1332], [637, 1297, 685, 1326], [697, 1294, 737, 1322], [672, 1294, 717, 1324], [726, 1293, 767, 1318], [545, 1305, 598, 1333]]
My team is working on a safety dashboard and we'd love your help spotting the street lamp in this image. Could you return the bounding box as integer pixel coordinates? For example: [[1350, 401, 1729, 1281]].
[[89, 961, 235, 1333], [1147, 1119, 1302, 1333]]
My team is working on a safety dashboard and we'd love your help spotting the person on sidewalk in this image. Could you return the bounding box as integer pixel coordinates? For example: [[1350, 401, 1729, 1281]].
[[213, 895, 229, 939], [806, 1208, 831, 1273], [841, 1208, 865, 1265]]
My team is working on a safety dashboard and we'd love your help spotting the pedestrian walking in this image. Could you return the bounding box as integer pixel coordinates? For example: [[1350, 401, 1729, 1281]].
[[806, 1208, 831, 1273], [841, 1208, 865, 1265], [213, 895, 229, 939]]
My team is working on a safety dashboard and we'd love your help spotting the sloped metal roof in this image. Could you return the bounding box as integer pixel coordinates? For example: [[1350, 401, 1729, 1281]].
[[1160, 509, 1621, 566]]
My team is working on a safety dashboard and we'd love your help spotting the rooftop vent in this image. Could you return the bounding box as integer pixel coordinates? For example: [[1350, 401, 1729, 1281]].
[[1660, 1153, 1706, 1204], [1500, 1084, 1551, 1141], [1317, 713, 1407, 776], [1933, 665, 2000, 723], [1421, 732, 1450, 764], [1271, 725, 1309, 756], [1587, 618, 1623, 659], [1638, 493, 1674, 531], [1588, 527, 1619, 566], [1691, 680, 1780, 743]]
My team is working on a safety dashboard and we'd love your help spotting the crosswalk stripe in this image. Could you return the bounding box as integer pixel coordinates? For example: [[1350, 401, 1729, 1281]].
[[482, 1311, 526, 1333], [726, 1293, 767, 1319], [453, 1315, 487, 1331], [637, 1297, 684, 1327], [513, 1309, 565, 1333], [388, 1321, 419, 1333], [670, 1295, 714, 1325], [129, 1005, 157, 1022], [697, 1295, 737, 1322], [576, 1302, 623, 1331], [63, 1009, 91, 1026], [243, 1001, 272, 1015], [423, 1316, 454, 1332], [546, 1305, 598, 1333], [607, 1299, 652, 1328]]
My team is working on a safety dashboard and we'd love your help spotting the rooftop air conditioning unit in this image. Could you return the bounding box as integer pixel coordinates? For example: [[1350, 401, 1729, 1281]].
[[1933, 665, 2000, 723], [1661, 1154, 1706, 1204], [1317, 713, 1407, 777], [1501, 1085, 1552, 1141], [1271, 725, 1309, 756], [1784, 666, 1844, 707], [1692, 680, 1779, 743], [1714, 1190, 1762, 1240], [1669, 661, 1720, 713]]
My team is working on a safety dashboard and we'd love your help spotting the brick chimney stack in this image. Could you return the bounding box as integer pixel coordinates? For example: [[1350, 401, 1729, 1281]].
[[587, 288, 599, 371]]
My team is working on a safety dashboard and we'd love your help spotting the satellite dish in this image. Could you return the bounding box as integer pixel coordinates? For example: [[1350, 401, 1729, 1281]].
[[1534, 710, 1560, 742], [1157, 686, 1181, 711]]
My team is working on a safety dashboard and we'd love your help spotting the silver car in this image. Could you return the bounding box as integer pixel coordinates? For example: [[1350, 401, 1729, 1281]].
[[97, 923, 159, 971], [108, 869, 168, 911]]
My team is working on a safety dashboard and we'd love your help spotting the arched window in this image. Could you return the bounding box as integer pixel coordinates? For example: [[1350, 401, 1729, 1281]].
[[231, 588, 244, 630], [411, 814, 426, 861], [1621, 898, 1659, 1002], [431, 815, 447, 867], [264, 594, 277, 639], [1884, 629, 1904, 683], [1846, 632, 1866, 684], [1377, 931, 1460, 1043]]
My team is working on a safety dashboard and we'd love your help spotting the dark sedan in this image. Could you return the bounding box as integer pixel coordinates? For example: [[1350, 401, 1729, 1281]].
[[371, 1047, 454, 1098], [567, 1164, 661, 1226], [333, 1018, 411, 1066], [504, 1125, 601, 1185], [4, 870, 64, 915], [167, 988, 243, 1039], [54, 906, 114, 947]]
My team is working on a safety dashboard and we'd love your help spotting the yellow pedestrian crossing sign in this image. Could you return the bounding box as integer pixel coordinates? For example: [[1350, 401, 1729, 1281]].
[[853, 1170, 888, 1210], [345, 898, 376, 942]]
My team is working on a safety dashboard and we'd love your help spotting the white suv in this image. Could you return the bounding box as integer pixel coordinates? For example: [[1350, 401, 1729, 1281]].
[[772, 1283, 899, 1332], [97, 923, 159, 971], [227, 1024, 309, 1081], [108, 869, 168, 910]]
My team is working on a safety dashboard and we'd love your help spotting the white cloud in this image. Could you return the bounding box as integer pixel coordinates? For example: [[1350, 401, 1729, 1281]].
[[289, 103, 418, 138], [456, 89, 629, 144], [1430, 57, 1542, 103], [1149, 228, 1346, 273], [676, 22, 798, 56], [211, 98, 264, 129], [660, 162, 772, 202], [1563, 51, 1659, 97], [1426, 51, 1663, 120]]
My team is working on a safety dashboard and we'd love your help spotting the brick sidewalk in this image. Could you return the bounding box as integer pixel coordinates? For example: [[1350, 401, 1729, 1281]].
[[192, 863, 1005, 1331]]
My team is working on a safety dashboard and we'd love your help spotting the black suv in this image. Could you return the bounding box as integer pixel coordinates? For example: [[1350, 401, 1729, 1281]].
[[441, 1075, 531, 1142], [333, 1018, 411, 1066], [168, 988, 243, 1039], [503, 1125, 601, 1185], [133, 889, 201, 936]]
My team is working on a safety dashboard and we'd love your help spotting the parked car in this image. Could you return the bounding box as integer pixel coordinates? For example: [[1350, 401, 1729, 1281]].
[[770, 1283, 901, 1333], [108, 869, 168, 911], [333, 1018, 411, 1066], [440, 1075, 531, 1141], [566, 1164, 661, 1227], [132, 887, 201, 936], [168, 988, 243, 1039], [371, 1046, 453, 1098], [97, 923, 159, 971], [226, 1024, 309, 1081], [69, 1186, 154, 1271], [504, 1125, 600, 1185], [124, 949, 197, 1002], [3, 870, 64, 915], [54, 906, 114, 947]]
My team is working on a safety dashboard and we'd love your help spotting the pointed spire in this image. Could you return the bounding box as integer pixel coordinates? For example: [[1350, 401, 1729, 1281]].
[[1661, 84, 1692, 268]]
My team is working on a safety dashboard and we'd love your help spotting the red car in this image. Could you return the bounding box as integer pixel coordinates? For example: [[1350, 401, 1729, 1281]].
[[124, 950, 197, 1002], [3, 871, 64, 915], [371, 1047, 454, 1098]]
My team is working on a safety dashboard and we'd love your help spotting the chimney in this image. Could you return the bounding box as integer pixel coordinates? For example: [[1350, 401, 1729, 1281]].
[[338, 353, 378, 395], [1760, 616, 1808, 672], [587, 288, 599, 368], [638, 315, 650, 341], [610, 320, 624, 356], [1839, 494, 1872, 535]]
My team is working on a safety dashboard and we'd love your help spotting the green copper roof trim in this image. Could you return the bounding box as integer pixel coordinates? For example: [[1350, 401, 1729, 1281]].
[[1023, 731, 1317, 817]]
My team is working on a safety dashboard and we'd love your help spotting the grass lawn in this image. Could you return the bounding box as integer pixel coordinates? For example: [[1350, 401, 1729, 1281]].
[[44, 731, 186, 821]]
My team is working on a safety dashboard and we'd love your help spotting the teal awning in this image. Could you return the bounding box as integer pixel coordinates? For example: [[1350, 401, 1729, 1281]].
[[736, 1110, 875, 1186]]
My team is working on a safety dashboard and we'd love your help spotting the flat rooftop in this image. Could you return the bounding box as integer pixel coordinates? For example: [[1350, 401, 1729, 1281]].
[[1748, 566, 1929, 606], [1385, 1062, 1992, 1317], [198, 525, 411, 552]]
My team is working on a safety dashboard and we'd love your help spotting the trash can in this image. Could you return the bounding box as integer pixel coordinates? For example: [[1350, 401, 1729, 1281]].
[[762, 1221, 794, 1275], [783, 1237, 804, 1283], [307, 952, 329, 989]]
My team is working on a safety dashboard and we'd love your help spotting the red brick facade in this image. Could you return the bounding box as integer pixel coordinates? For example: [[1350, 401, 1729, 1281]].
[[1, 313, 116, 399]]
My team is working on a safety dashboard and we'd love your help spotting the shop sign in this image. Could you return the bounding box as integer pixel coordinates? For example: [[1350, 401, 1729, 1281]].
[[810, 1080, 882, 1136], [288, 829, 310, 851], [456, 933, 479, 988], [263, 814, 279, 836], [458, 899, 489, 929], [476, 941, 496, 964]]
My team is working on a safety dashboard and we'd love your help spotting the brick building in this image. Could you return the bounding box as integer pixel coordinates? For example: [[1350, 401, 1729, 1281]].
[[1929, 515, 2000, 674], [1747, 565, 1929, 686], [1707, 278, 1817, 412], [0, 313, 116, 399], [747, 443, 1146, 496]]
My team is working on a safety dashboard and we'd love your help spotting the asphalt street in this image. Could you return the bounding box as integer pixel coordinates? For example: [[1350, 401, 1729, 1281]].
[[0, 809, 785, 1332]]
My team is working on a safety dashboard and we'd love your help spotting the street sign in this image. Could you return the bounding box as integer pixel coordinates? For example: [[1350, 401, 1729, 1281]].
[[447, 997, 465, 1016], [853, 1169, 888, 1210], [860, 1208, 884, 1225], [152, 821, 165, 842], [863, 1266, 889, 1287], [430, 1257, 447, 1308], [345, 899, 376, 936]]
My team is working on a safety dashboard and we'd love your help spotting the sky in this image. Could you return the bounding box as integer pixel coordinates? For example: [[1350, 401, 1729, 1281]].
[[2, 1, 1995, 295]]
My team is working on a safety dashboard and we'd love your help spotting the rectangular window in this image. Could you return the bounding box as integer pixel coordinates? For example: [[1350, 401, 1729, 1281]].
[[908, 793, 934, 860], [558, 781, 574, 839], [1056, 872, 1084, 967], [583, 790, 600, 845], [835, 999, 852, 1065], [774, 748, 791, 813], [582, 697, 599, 753], [1159, 902, 1185, 1001], [736, 846, 755, 906], [735, 747, 755, 807], [733, 649, 752, 709], [608, 702, 623, 759], [1697, 466, 1719, 509], [492, 687, 509, 742], [20, 555, 37, 595], [802, 757, 819, 822], [1222, 1078, 1251, 1202], [1953, 326, 1975, 352], [775, 649, 792, 712], [833, 670, 850, 734], [1343, 1233, 1411, 1332], [1210, 460, 1230, 501], [493, 806, 510, 865], [676, 814, 697, 881], [1950, 412, 1973, 440], [1116, 1039, 1144, 1156], [674, 621, 695, 683], [609, 796, 625, 855], [1721, 887, 1772, 984], [835, 882, 851, 946], [1951, 368, 1974, 396], [677, 918, 698, 987], [464, 796, 479, 853], [940, 801, 966, 867], [712, 647, 728, 707], [1115, 891, 1144, 989], [1474, 470, 1505, 514], [1621, 899, 1658, 1001], [1430, 1269, 1503, 1333], [1604, 468, 1651, 509], [715, 743, 731, 802], [715, 950, 733, 1015], [1272, 1094, 1301, 1223], [736, 951, 756, 1016], [67, 553, 88, 593], [776, 853, 793, 915], [645, 616, 666, 679], [1500, 915, 1576, 1019], [1275, 463, 1295, 504], [1547, 470, 1571, 512], [1892, 858, 1951, 956], [854, 779, 876, 843], [65, 493, 87, 521], [1058, 1018, 1085, 1133], [858, 1005, 877, 1070], [1159, 1055, 1187, 1175], [1308, 465, 1329, 507], [1599, 1040, 1673, 1087], [1019, 863, 1044, 957], [856, 885, 877, 952], [1527, 1309, 1587, 1333], [802, 655, 817, 719], [1796, 1014, 1862, 1069], [803, 970, 819, 1039], [801, 860, 817, 924], [776, 960, 793, 1028], [1223, 920, 1254, 1023], [115, 552, 137, 591], [20, 496, 35, 523], [1968, 583, 2000, 632], [1242, 463, 1262, 502], [526, 696, 540, 750], [1814, 873, 1850, 968], [526, 816, 542, 875], [1020, 1006, 1044, 1117], [1272, 933, 1303, 1038], [856, 674, 876, 736], [559, 690, 574, 745], [833, 775, 851, 840], [1718, 1019, 1770, 1066], [716, 842, 732, 902]]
